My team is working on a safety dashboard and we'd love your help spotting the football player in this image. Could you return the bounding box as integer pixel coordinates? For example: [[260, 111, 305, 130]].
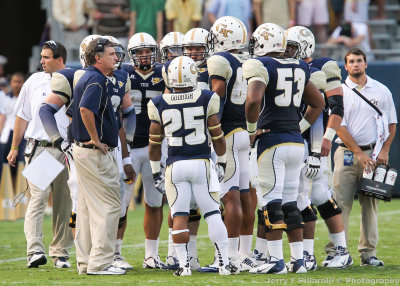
[[160, 32, 185, 64], [201, 16, 252, 273], [148, 56, 237, 276], [122, 32, 167, 269], [243, 23, 325, 274], [285, 26, 352, 269]]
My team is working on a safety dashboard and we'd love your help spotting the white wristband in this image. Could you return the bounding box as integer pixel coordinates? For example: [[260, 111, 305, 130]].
[[246, 121, 257, 135], [122, 157, 131, 166], [150, 160, 161, 174], [299, 118, 311, 134], [323, 127, 336, 141], [217, 153, 226, 164]]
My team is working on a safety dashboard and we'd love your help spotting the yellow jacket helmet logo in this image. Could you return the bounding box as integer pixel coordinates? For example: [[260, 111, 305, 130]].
[[216, 23, 233, 38]]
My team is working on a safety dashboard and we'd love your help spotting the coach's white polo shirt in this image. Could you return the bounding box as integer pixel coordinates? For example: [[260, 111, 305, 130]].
[[340, 75, 397, 146], [13, 72, 69, 141]]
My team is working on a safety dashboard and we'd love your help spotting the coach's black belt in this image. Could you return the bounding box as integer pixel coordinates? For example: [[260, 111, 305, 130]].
[[75, 141, 114, 152], [28, 138, 61, 148], [339, 143, 376, 151]]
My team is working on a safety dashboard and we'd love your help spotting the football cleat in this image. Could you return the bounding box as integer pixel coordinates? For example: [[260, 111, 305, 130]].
[[189, 256, 200, 270], [87, 265, 126, 275], [250, 257, 287, 274], [326, 246, 353, 268], [27, 252, 47, 268], [165, 256, 179, 270], [198, 257, 219, 273], [240, 256, 257, 271], [143, 255, 168, 269], [361, 256, 384, 266], [303, 251, 317, 271], [229, 258, 241, 274], [113, 252, 133, 270], [54, 257, 71, 269], [173, 266, 192, 276], [241, 249, 269, 271], [286, 258, 307, 273], [219, 262, 239, 276]]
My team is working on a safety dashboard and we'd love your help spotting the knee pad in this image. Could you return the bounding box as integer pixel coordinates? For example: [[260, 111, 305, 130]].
[[282, 202, 304, 231], [118, 214, 127, 229], [69, 212, 76, 229], [301, 204, 318, 223], [317, 198, 342, 220], [188, 208, 201, 222], [261, 201, 286, 232]]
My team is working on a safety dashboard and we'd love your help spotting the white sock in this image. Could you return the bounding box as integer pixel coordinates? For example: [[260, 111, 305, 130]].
[[289, 241, 304, 261], [214, 240, 229, 266], [303, 239, 314, 255], [168, 228, 177, 257], [268, 240, 283, 260], [329, 231, 347, 248], [115, 238, 122, 254], [188, 235, 197, 259], [174, 243, 189, 268], [239, 235, 253, 260], [145, 239, 158, 259], [228, 237, 240, 260], [255, 236, 268, 254]]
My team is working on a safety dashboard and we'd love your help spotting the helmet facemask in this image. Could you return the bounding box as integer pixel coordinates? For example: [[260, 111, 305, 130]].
[[129, 46, 157, 71], [161, 46, 183, 63]]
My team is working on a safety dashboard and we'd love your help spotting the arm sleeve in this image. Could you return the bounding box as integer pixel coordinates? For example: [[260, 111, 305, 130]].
[[242, 59, 269, 85], [51, 72, 72, 104], [322, 60, 342, 91], [207, 55, 233, 82], [122, 105, 137, 142], [39, 103, 62, 141], [147, 99, 161, 123], [206, 92, 221, 118], [79, 82, 103, 116]]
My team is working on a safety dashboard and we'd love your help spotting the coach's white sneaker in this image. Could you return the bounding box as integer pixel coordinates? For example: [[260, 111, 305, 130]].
[[326, 246, 353, 269], [87, 265, 126, 275], [27, 252, 47, 268], [143, 255, 168, 269], [54, 257, 71, 268], [173, 266, 192, 276], [113, 252, 133, 270], [189, 256, 200, 270]]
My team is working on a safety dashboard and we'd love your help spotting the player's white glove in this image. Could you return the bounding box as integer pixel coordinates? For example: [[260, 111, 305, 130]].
[[153, 172, 165, 194], [304, 153, 321, 179]]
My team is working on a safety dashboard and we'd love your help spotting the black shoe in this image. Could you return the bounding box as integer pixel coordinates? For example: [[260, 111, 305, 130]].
[[27, 252, 47, 268]]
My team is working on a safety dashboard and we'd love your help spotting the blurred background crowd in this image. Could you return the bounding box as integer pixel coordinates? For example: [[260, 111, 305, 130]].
[[0, 0, 400, 180]]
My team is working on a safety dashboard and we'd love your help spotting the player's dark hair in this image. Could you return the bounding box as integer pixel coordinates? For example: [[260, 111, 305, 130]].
[[43, 41, 67, 64]]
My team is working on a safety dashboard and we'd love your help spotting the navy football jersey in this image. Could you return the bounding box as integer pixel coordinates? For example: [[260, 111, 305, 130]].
[[148, 89, 220, 166], [243, 57, 311, 133], [122, 63, 165, 148], [208, 52, 251, 135], [106, 69, 130, 129], [197, 64, 209, 90]]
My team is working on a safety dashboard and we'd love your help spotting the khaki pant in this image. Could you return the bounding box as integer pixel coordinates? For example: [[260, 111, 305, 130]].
[[73, 146, 120, 273], [325, 146, 379, 260], [24, 146, 73, 258]]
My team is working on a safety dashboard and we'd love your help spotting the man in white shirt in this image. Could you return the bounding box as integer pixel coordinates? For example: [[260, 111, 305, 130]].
[[333, 48, 397, 266], [7, 41, 73, 269]]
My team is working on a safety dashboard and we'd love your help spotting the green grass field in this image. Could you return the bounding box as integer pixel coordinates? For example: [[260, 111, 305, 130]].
[[1, 199, 400, 285]]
